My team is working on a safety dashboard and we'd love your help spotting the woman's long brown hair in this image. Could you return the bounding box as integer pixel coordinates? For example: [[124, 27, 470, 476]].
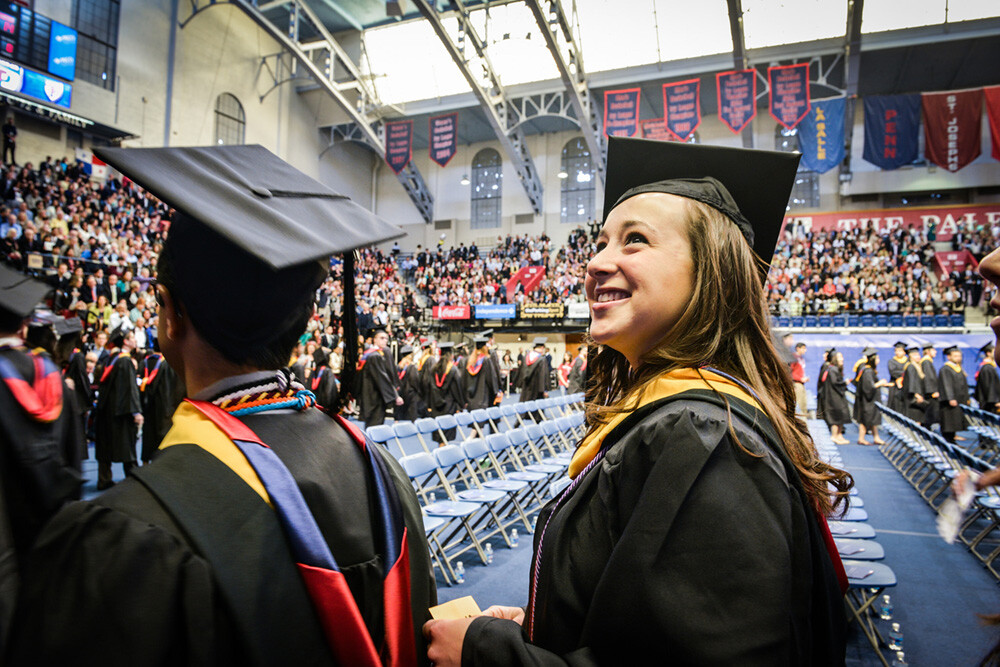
[[583, 199, 853, 515]]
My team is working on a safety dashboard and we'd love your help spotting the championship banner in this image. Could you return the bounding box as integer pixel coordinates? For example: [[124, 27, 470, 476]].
[[782, 202, 1000, 243], [566, 302, 590, 319], [662, 79, 701, 142], [768, 63, 810, 130], [520, 303, 565, 319], [432, 305, 470, 320], [862, 94, 921, 170], [639, 119, 672, 142], [985, 86, 1000, 161], [716, 69, 757, 134], [429, 113, 458, 167], [603, 88, 641, 137], [385, 120, 413, 174], [797, 97, 845, 174], [474, 303, 516, 319], [922, 89, 983, 173]]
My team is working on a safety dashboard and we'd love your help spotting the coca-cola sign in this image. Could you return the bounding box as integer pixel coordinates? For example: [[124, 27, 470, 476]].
[[432, 305, 470, 320], [783, 203, 1000, 242]]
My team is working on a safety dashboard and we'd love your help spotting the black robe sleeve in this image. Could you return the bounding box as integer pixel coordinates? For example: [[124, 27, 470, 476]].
[[976, 364, 1000, 410]]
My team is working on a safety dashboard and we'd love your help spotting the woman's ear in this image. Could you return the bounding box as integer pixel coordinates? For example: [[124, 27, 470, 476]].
[[157, 286, 185, 343]]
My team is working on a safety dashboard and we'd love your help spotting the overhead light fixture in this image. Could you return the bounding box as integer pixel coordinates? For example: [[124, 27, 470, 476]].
[[460, 174, 470, 185], [557, 169, 568, 179]]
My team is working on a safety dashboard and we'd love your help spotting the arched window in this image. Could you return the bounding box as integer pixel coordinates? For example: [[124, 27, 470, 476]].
[[560, 137, 594, 224], [471, 148, 502, 229], [214, 93, 245, 145]]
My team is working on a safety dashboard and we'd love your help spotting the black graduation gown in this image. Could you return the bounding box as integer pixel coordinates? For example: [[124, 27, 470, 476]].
[[921, 358, 940, 426], [462, 393, 846, 666], [886, 356, 907, 414], [397, 363, 420, 422], [0, 347, 82, 562], [519, 353, 550, 402], [902, 363, 926, 422], [938, 363, 969, 434], [64, 351, 93, 460], [852, 366, 881, 428], [566, 356, 586, 394], [140, 356, 184, 463], [416, 355, 435, 418], [815, 362, 829, 423], [465, 353, 498, 411], [9, 405, 436, 666], [359, 351, 397, 428], [93, 353, 140, 464], [976, 362, 1000, 413], [488, 350, 502, 398], [429, 364, 464, 419], [309, 366, 340, 416], [823, 366, 851, 427]]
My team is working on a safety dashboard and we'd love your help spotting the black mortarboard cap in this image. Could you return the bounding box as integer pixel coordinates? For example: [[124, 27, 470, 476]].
[[93, 145, 403, 358], [533, 337, 547, 347], [481, 329, 494, 337], [0, 264, 52, 321], [906, 345, 920, 354], [943, 345, 959, 355], [438, 342, 454, 351], [862, 347, 878, 358], [893, 340, 907, 349], [602, 136, 800, 267], [108, 325, 128, 348], [922, 343, 934, 350], [473, 336, 488, 348], [53, 316, 82, 336], [981, 342, 995, 354]]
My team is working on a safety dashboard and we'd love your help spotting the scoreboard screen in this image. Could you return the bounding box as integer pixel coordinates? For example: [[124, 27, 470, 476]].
[[2, 3, 75, 82]]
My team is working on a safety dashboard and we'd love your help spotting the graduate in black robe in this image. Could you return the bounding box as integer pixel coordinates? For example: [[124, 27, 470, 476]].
[[414, 343, 436, 419], [358, 329, 401, 428], [938, 346, 970, 442], [566, 345, 588, 395], [976, 343, 1000, 413], [93, 329, 141, 490], [139, 351, 184, 463], [902, 346, 927, 423], [852, 348, 889, 445], [395, 345, 418, 422], [824, 350, 851, 444], [9, 145, 434, 666], [519, 338, 550, 422], [308, 349, 339, 416], [815, 350, 832, 424], [56, 318, 93, 461], [465, 336, 498, 412], [886, 341, 908, 414], [484, 330, 504, 405], [428, 343, 463, 443], [920, 344, 940, 429]]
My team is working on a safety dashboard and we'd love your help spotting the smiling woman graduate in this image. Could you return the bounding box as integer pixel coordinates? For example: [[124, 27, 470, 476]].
[[425, 137, 853, 667]]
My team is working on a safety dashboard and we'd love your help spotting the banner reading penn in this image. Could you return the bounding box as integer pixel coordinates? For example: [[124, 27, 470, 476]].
[[603, 88, 641, 137], [640, 119, 672, 142], [985, 86, 1000, 162], [797, 97, 845, 174], [768, 63, 811, 130], [922, 89, 983, 173], [385, 120, 413, 174], [862, 94, 921, 170], [429, 113, 458, 167], [716, 70, 757, 134], [662, 79, 701, 141]]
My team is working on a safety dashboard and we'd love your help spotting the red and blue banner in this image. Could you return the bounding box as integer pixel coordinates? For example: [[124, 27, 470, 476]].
[[716, 69, 757, 134], [768, 63, 811, 130], [922, 88, 983, 173], [639, 118, 672, 142], [797, 97, 845, 174], [603, 88, 641, 137], [985, 86, 1000, 162], [428, 112, 457, 167], [862, 94, 921, 170], [385, 120, 413, 175], [662, 79, 701, 141]]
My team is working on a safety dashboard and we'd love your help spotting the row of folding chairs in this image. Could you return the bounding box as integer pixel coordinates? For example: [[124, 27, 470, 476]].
[[961, 404, 1000, 467], [814, 420, 898, 667], [366, 394, 585, 585]]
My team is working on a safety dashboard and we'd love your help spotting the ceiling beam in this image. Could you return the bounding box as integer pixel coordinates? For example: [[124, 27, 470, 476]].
[[411, 0, 544, 214], [840, 0, 864, 181], [524, 0, 604, 184], [725, 0, 754, 149]]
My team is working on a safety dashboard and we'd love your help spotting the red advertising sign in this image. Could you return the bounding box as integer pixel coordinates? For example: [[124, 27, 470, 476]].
[[922, 89, 983, 172], [768, 63, 811, 130], [932, 249, 979, 280], [662, 78, 701, 141], [432, 305, 470, 320], [782, 203, 1000, 242], [639, 118, 673, 141]]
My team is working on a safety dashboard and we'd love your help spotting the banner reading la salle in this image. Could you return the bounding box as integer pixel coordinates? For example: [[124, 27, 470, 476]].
[[922, 89, 982, 172], [797, 97, 845, 174], [782, 202, 1000, 242]]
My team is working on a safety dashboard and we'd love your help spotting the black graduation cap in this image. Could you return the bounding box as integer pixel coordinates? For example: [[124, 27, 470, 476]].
[[53, 316, 83, 337], [481, 329, 494, 337], [0, 263, 52, 322], [473, 336, 488, 348], [980, 342, 995, 354], [943, 346, 959, 355], [533, 337, 547, 347], [602, 136, 800, 267], [921, 343, 934, 350], [108, 325, 128, 348], [438, 342, 454, 351], [906, 345, 921, 354], [893, 340, 907, 349], [862, 347, 878, 358]]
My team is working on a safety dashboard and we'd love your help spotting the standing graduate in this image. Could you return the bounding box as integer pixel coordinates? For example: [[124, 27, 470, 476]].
[[0, 265, 82, 649], [465, 336, 498, 412], [9, 144, 434, 665], [519, 337, 550, 421], [902, 345, 927, 422], [815, 348, 832, 424], [428, 341, 463, 443], [139, 346, 184, 464], [395, 344, 419, 422], [425, 136, 849, 666], [357, 328, 402, 428], [92, 327, 142, 490], [920, 343, 940, 429], [415, 340, 437, 419], [938, 346, 970, 442], [308, 348, 339, 417], [56, 317, 92, 461], [976, 342, 1000, 413], [886, 340, 908, 414], [824, 350, 851, 445], [852, 348, 890, 445], [484, 330, 504, 406], [566, 344, 588, 395]]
